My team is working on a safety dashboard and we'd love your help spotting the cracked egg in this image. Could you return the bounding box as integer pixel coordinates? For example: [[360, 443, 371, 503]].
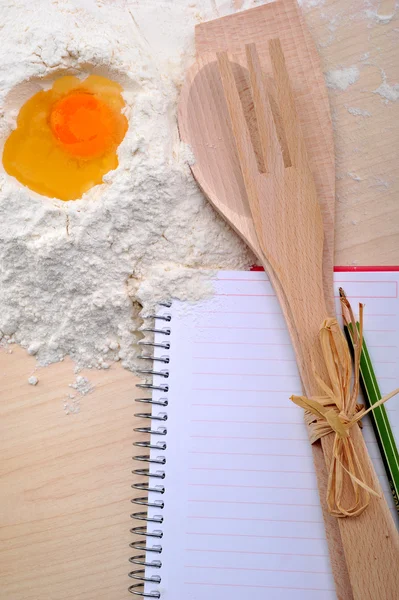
[[2, 75, 128, 201]]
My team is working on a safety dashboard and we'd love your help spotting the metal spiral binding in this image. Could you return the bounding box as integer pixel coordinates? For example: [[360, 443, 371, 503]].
[[129, 302, 172, 598]]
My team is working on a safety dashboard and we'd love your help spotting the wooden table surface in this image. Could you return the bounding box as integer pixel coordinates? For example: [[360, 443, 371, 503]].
[[1, 1, 398, 599]]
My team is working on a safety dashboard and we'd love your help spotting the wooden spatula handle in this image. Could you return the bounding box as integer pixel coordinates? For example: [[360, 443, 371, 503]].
[[256, 42, 399, 598], [218, 41, 399, 599], [259, 250, 399, 599], [322, 425, 399, 599], [258, 258, 354, 600]]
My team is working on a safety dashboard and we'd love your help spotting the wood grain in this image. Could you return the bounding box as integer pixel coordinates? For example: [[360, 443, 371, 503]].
[[195, 0, 336, 314], [215, 41, 328, 390], [213, 41, 399, 599], [299, 0, 399, 266], [0, 345, 141, 600], [178, 6, 353, 597]]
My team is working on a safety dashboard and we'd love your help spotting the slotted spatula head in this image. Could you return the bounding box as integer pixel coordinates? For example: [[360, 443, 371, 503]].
[[217, 42, 325, 319], [178, 53, 263, 260], [216, 39, 327, 396], [178, 0, 336, 314]]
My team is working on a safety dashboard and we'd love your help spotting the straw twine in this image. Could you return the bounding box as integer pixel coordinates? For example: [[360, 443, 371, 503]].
[[290, 300, 399, 518]]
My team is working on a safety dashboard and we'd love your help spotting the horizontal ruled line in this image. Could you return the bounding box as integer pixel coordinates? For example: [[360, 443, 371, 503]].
[[215, 293, 275, 297], [185, 548, 328, 558], [194, 341, 292, 346], [188, 499, 320, 507], [188, 483, 318, 491], [188, 515, 323, 524], [198, 325, 287, 331], [217, 277, 269, 281], [191, 419, 302, 425], [197, 310, 282, 315], [215, 292, 396, 299], [191, 404, 297, 409], [373, 360, 397, 364], [192, 356, 394, 364], [193, 388, 294, 393], [190, 435, 308, 441], [194, 341, 397, 349], [355, 314, 396, 317], [186, 531, 326, 541], [189, 466, 313, 474], [193, 372, 300, 378], [184, 564, 330, 575], [335, 278, 396, 284], [362, 329, 397, 333], [188, 450, 309, 457], [184, 581, 335, 592], [368, 345, 398, 349], [333, 266, 399, 271], [193, 356, 296, 362]]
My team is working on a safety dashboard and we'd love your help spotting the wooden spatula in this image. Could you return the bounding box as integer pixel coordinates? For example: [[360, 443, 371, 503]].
[[213, 39, 399, 599], [194, 0, 336, 315], [179, 0, 353, 600], [179, 4, 350, 596]]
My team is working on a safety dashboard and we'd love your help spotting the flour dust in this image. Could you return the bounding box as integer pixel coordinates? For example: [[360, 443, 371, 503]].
[[0, 0, 253, 372]]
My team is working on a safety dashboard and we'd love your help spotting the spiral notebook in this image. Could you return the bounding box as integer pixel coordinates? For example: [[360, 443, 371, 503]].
[[132, 268, 399, 599]]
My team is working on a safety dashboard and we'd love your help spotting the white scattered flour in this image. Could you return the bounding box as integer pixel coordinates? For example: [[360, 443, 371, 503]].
[[69, 375, 94, 396], [325, 67, 360, 91], [64, 376, 94, 414], [346, 107, 371, 117], [0, 0, 253, 371], [374, 81, 399, 103], [0, 0, 397, 374], [364, 7, 396, 25]]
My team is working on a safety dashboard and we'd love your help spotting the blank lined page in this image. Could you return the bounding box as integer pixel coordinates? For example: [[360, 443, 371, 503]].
[[145, 270, 399, 600]]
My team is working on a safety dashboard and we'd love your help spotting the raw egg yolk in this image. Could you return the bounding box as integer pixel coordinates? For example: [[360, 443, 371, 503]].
[[50, 92, 118, 158], [2, 75, 128, 201]]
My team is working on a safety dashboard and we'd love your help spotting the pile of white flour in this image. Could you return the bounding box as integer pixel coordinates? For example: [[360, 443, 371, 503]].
[[0, 0, 253, 370]]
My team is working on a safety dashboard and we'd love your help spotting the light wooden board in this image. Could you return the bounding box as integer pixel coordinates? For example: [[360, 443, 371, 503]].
[[1, 1, 398, 599], [299, 0, 399, 266], [0, 345, 143, 600]]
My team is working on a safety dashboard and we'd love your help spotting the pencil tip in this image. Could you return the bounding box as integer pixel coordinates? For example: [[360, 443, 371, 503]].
[[339, 287, 346, 298]]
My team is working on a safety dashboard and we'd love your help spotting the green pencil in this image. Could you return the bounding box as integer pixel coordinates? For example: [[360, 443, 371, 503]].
[[339, 287, 399, 516]]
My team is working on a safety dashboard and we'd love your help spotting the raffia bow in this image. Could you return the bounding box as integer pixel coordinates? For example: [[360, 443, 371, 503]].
[[290, 300, 399, 518]]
